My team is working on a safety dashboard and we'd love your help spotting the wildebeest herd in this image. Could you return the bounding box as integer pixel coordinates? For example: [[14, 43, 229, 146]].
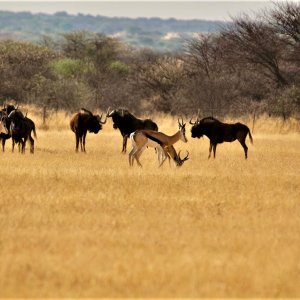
[[0, 105, 254, 166]]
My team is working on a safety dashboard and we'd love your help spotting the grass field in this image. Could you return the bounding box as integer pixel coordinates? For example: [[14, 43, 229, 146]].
[[0, 113, 299, 297]]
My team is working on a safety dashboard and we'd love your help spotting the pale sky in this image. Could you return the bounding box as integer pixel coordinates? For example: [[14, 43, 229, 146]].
[[0, 1, 292, 21]]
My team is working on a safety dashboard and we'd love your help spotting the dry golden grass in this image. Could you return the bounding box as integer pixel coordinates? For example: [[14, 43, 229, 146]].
[[0, 113, 299, 298]]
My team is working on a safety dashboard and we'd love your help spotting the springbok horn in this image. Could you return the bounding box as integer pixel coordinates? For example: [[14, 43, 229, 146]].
[[178, 118, 182, 127], [183, 150, 189, 161], [178, 150, 182, 159], [178, 150, 189, 161]]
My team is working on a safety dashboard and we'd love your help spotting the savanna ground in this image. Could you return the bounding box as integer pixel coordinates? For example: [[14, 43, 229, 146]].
[[0, 111, 299, 298]]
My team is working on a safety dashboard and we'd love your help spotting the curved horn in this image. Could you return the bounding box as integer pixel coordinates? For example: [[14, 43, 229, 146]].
[[183, 150, 189, 161], [178, 150, 189, 162], [189, 118, 195, 125], [99, 112, 107, 124], [106, 107, 111, 117], [178, 118, 182, 127]]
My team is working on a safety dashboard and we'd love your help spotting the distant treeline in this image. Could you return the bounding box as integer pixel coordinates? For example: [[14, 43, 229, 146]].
[[0, 10, 227, 51], [0, 2, 300, 122]]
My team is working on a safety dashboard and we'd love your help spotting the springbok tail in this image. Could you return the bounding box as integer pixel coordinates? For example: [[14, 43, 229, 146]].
[[248, 128, 253, 144]]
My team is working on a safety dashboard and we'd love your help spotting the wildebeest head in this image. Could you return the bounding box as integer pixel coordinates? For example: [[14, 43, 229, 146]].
[[190, 117, 218, 138], [5, 104, 17, 115], [190, 118, 202, 138], [80, 108, 107, 134], [107, 108, 129, 130], [7, 109, 25, 121]]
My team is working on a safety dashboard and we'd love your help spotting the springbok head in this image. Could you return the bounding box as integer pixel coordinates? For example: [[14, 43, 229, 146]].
[[178, 117, 188, 143]]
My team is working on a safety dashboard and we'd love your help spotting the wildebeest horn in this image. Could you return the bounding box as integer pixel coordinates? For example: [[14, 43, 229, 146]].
[[99, 112, 107, 124], [189, 118, 195, 125], [106, 107, 111, 117], [121, 109, 124, 117]]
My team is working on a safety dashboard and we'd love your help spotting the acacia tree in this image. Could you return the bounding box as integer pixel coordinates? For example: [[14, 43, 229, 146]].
[[184, 34, 241, 116], [0, 40, 55, 102], [268, 2, 300, 85], [222, 16, 288, 88], [131, 49, 185, 113]]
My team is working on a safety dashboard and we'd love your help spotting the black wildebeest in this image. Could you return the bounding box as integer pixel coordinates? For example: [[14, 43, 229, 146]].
[[0, 105, 16, 151], [190, 117, 253, 159], [107, 108, 158, 153], [70, 108, 107, 152], [6, 109, 37, 154]]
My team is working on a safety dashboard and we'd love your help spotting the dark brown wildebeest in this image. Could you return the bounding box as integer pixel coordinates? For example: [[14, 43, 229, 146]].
[[0, 104, 17, 151], [6, 109, 37, 154], [190, 116, 253, 159], [107, 108, 158, 153], [70, 108, 107, 152]]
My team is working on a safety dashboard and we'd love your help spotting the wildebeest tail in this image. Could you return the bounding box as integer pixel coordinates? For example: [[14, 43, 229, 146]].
[[248, 128, 253, 144], [33, 124, 37, 139]]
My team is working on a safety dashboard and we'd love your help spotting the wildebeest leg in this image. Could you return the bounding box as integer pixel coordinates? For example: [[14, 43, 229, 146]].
[[1, 139, 5, 152], [29, 135, 34, 154], [122, 135, 128, 153], [75, 134, 79, 152], [208, 142, 213, 159], [82, 132, 87, 152], [79, 136, 84, 152], [213, 144, 217, 158], [12, 138, 15, 153], [239, 139, 248, 159], [22, 137, 27, 154]]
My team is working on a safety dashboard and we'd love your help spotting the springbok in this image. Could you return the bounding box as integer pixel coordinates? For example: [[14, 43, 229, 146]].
[[128, 118, 188, 167]]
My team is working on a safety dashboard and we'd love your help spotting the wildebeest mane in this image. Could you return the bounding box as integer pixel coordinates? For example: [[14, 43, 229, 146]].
[[80, 108, 93, 115], [200, 116, 221, 124]]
